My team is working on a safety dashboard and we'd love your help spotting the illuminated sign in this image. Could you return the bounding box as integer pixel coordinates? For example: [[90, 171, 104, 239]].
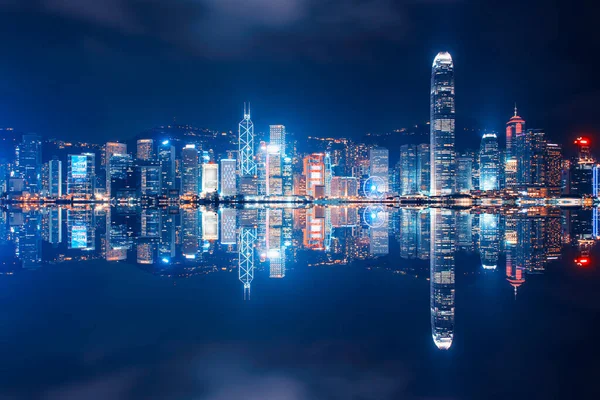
[[71, 225, 88, 249], [71, 155, 87, 178]]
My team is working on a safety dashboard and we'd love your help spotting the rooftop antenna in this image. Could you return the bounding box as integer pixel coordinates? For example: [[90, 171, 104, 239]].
[[514, 103, 518, 117]]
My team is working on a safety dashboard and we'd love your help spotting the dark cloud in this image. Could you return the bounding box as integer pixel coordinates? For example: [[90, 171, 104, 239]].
[[0, 0, 456, 59]]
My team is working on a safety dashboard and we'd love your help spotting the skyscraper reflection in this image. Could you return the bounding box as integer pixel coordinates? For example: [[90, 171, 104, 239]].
[[430, 209, 455, 350]]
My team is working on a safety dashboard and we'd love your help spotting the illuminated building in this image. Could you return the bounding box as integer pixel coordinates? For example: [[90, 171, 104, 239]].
[[201, 163, 219, 195], [479, 213, 499, 269], [303, 153, 326, 198], [48, 158, 62, 197], [417, 210, 431, 260], [369, 147, 389, 192], [330, 177, 359, 198], [570, 137, 595, 196], [47, 208, 62, 245], [456, 153, 473, 193], [105, 142, 127, 196], [158, 141, 176, 194], [399, 145, 417, 195], [67, 153, 95, 197], [269, 125, 286, 155], [282, 156, 293, 195], [108, 154, 135, 199], [181, 144, 199, 195], [399, 209, 417, 258], [139, 161, 162, 196], [506, 105, 525, 160], [455, 211, 473, 251], [294, 175, 307, 196], [430, 52, 455, 196], [16, 134, 42, 195], [238, 103, 256, 184], [136, 139, 155, 161], [238, 226, 257, 300], [416, 144, 430, 195], [266, 145, 283, 196], [516, 129, 546, 189], [430, 209, 455, 350], [220, 158, 237, 197], [479, 133, 500, 191], [545, 143, 563, 197]]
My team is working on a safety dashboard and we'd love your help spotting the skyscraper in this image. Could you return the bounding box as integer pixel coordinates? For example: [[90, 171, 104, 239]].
[[220, 158, 237, 197], [269, 125, 286, 155], [369, 147, 389, 192], [456, 153, 473, 193], [239, 103, 256, 177], [67, 153, 95, 197], [48, 158, 62, 197], [181, 144, 199, 196], [479, 133, 500, 191], [303, 153, 326, 198], [505, 107, 525, 189], [105, 142, 127, 197], [158, 141, 176, 194], [430, 52, 455, 196], [136, 139, 155, 161], [516, 129, 546, 188], [17, 134, 42, 195], [139, 162, 162, 196], [416, 144, 431, 195], [399, 144, 417, 195]]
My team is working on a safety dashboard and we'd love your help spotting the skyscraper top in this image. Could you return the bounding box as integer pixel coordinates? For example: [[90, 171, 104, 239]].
[[432, 51, 453, 67]]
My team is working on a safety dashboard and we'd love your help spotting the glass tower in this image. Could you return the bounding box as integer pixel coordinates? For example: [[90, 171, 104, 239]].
[[430, 52, 455, 196], [479, 133, 500, 191]]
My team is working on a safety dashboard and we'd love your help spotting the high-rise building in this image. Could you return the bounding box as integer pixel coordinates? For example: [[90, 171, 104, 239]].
[[139, 161, 162, 196], [516, 129, 546, 188], [220, 158, 237, 197], [399, 145, 417, 195], [303, 153, 326, 198], [136, 139, 155, 161], [430, 52, 455, 196], [201, 163, 219, 194], [181, 144, 199, 196], [456, 153, 473, 193], [282, 156, 293, 196], [416, 144, 430, 195], [108, 154, 135, 199], [266, 145, 283, 196], [269, 125, 286, 155], [479, 133, 500, 191], [330, 177, 359, 198], [239, 103, 256, 177], [104, 142, 127, 166], [158, 141, 176, 195], [369, 147, 389, 192], [506, 105, 525, 160], [48, 158, 62, 197], [570, 138, 595, 197], [16, 134, 42, 194], [545, 143, 562, 197], [479, 213, 499, 269], [67, 153, 95, 197]]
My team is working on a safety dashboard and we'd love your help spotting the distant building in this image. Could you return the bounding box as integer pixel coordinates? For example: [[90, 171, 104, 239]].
[[202, 163, 219, 194], [456, 153, 473, 193], [48, 158, 62, 197], [330, 177, 359, 198], [303, 154, 325, 198], [67, 153, 95, 197], [181, 144, 199, 196], [158, 141, 176, 195], [139, 161, 162, 196], [136, 139, 155, 161], [399, 145, 417, 195], [17, 134, 42, 195], [220, 159, 237, 197], [416, 144, 430, 195], [269, 125, 286, 155], [369, 147, 389, 192], [479, 133, 500, 191]]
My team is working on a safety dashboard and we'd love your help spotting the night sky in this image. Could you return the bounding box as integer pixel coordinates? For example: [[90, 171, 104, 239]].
[[0, 0, 597, 148]]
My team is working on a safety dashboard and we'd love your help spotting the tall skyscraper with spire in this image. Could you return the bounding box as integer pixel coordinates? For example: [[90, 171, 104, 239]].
[[239, 103, 256, 177], [430, 52, 455, 196]]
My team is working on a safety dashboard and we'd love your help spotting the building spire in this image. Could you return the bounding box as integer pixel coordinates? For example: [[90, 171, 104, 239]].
[[514, 103, 518, 117]]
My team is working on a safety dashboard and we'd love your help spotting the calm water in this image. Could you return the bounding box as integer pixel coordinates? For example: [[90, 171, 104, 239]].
[[0, 205, 599, 399]]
